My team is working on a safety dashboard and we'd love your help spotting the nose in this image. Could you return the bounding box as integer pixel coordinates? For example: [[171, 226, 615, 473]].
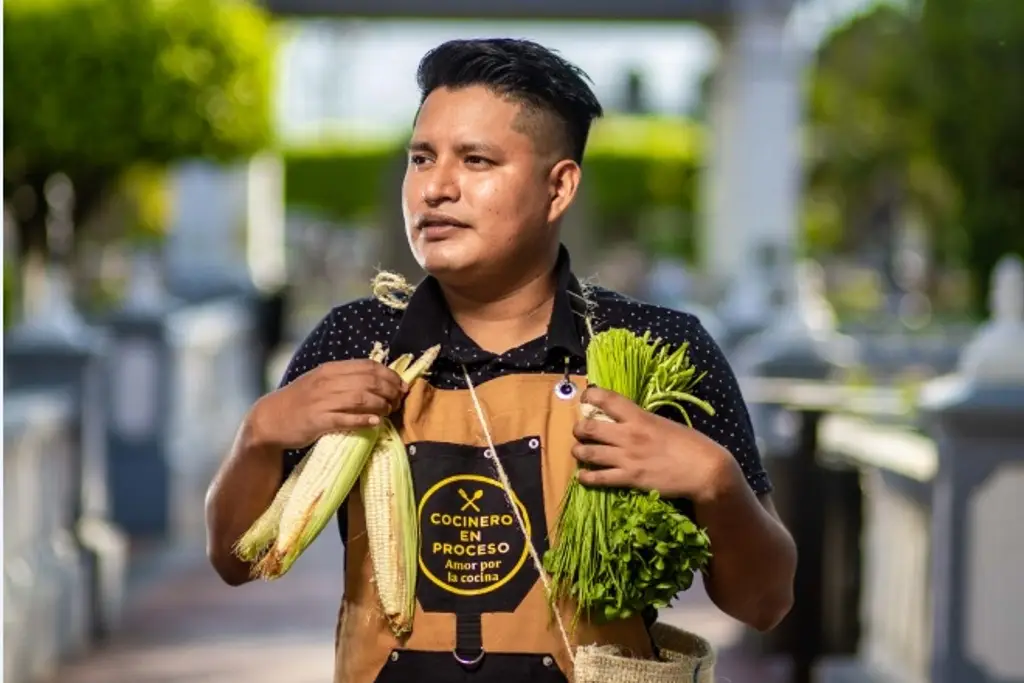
[[421, 160, 459, 207]]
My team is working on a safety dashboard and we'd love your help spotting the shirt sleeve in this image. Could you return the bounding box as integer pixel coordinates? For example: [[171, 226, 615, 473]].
[[277, 311, 334, 481], [664, 316, 773, 496]]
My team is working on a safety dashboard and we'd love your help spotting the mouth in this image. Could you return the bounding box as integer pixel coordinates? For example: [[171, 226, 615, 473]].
[[416, 214, 470, 240]]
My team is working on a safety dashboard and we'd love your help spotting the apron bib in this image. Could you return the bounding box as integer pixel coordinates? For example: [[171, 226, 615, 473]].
[[335, 373, 655, 683]]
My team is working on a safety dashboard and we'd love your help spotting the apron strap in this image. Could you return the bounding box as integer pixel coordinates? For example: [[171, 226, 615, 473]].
[[453, 612, 485, 669], [461, 365, 577, 668]]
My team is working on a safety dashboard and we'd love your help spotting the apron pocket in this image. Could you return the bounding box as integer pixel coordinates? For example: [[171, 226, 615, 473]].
[[409, 437, 549, 615], [373, 649, 568, 683]]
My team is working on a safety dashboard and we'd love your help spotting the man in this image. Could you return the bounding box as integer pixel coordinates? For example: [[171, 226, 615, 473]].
[[205, 38, 796, 682]]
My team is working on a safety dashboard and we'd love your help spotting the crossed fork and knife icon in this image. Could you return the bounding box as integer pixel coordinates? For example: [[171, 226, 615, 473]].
[[458, 488, 483, 512]]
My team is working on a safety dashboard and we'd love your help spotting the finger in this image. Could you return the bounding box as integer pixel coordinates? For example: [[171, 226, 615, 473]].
[[354, 370, 405, 413], [319, 358, 383, 376], [571, 443, 627, 469], [367, 362, 407, 391], [369, 376, 408, 414], [322, 369, 404, 405], [573, 416, 629, 447], [577, 467, 632, 489], [318, 412, 382, 433], [324, 360, 406, 391], [331, 391, 392, 415], [581, 386, 641, 423]]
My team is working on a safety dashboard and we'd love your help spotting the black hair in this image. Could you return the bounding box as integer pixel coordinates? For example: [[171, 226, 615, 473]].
[[415, 38, 604, 163]]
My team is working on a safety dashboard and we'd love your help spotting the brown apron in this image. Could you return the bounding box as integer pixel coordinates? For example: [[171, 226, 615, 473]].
[[334, 372, 656, 682]]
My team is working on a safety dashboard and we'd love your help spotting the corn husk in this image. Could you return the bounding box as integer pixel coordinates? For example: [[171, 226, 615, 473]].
[[237, 344, 439, 580], [361, 417, 418, 636]]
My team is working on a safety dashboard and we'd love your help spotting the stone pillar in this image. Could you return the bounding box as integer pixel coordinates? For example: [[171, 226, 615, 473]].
[[4, 181, 129, 644], [245, 153, 288, 297], [4, 283, 106, 657], [164, 154, 288, 392], [163, 153, 286, 300], [163, 159, 253, 299], [732, 259, 855, 382], [163, 153, 285, 298], [918, 254, 1024, 683], [102, 293, 179, 539], [701, 4, 803, 300]]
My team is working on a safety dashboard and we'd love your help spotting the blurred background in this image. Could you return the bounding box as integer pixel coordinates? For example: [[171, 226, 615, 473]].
[[3, 0, 1023, 682]]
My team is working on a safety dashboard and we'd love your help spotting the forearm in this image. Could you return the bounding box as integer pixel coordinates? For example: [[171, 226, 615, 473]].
[[693, 457, 796, 631], [204, 407, 286, 586]]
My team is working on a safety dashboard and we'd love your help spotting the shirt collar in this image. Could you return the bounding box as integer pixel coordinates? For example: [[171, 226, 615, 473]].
[[388, 244, 588, 362]]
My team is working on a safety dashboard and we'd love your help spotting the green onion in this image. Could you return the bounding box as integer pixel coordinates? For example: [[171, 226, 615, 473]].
[[543, 328, 716, 625]]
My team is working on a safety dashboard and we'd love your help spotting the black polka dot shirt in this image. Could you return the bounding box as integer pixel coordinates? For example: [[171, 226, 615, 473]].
[[278, 246, 772, 500], [278, 246, 772, 631]]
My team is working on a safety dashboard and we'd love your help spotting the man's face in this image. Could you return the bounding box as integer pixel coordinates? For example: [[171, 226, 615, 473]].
[[402, 85, 574, 285]]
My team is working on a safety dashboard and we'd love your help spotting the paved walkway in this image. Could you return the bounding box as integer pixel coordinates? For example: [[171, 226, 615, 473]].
[[52, 536, 342, 683], [51, 534, 788, 683]]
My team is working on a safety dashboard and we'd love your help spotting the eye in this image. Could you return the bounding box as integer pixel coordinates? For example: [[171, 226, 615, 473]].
[[465, 155, 493, 168], [409, 153, 432, 167]]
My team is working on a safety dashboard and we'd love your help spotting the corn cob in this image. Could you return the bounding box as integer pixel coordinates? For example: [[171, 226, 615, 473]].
[[253, 426, 380, 579], [369, 342, 388, 365], [361, 417, 418, 636], [354, 343, 438, 629], [389, 353, 414, 376], [232, 451, 310, 562], [245, 344, 440, 580], [398, 344, 440, 383]]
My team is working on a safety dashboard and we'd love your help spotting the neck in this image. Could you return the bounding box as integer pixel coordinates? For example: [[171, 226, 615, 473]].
[[441, 254, 560, 354]]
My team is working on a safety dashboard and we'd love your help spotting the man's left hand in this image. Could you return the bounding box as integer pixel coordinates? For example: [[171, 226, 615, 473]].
[[571, 385, 740, 503]]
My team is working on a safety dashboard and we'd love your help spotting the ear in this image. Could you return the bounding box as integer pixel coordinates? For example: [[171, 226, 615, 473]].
[[546, 159, 582, 225]]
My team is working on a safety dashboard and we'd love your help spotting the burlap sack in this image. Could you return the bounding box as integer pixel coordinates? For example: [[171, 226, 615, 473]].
[[573, 622, 715, 683]]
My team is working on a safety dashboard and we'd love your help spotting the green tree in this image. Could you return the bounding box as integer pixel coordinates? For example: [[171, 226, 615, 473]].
[[3, 0, 274, 259], [920, 0, 1024, 313], [803, 4, 955, 272], [805, 0, 1024, 314]]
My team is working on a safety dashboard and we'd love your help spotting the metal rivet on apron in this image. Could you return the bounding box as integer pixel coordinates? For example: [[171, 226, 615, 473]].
[[408, 445, 416, 456], [484, 448, 495, 459], [554, 378, 577, 400], [542, 655, 555, 668], [390, 651, 399, 662], [528, 438, 540, 450]]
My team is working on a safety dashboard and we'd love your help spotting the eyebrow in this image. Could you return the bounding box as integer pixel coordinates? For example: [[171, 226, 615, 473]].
[[406, 140, 503, 156]]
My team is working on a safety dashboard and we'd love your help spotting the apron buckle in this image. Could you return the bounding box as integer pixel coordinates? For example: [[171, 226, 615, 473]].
[[452, 647, 486, 670]]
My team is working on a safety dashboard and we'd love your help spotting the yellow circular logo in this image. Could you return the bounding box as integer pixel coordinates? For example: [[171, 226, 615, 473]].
[[417, 474, 532, 596]]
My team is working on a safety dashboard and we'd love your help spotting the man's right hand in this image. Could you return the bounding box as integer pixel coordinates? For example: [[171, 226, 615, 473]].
[[249, 359, 406, 450]]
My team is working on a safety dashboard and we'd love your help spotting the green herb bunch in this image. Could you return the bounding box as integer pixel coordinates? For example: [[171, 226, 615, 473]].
[[543, 328, 716, 624]]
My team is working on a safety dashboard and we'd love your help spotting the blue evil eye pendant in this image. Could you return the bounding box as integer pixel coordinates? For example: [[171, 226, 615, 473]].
[[555, 378, 577, 400], [554, 357, 577, 400]]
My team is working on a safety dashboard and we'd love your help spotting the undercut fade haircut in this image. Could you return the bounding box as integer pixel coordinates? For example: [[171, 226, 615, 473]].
[[416, 38, 604, 163]]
